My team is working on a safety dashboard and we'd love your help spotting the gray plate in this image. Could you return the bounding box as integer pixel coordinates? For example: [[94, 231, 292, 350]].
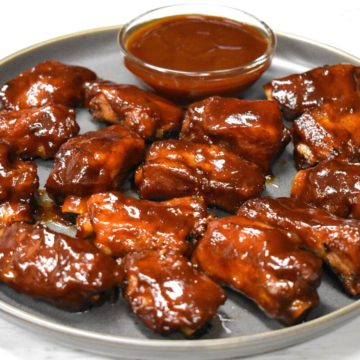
[[0, 26, 360, 360]]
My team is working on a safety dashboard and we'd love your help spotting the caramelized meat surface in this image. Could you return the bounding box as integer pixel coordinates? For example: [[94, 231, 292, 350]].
[[0, 142, 38, 202], [46, 125, 145, 199], [292, 96, 360, 169], [0, 104, 79, 159], [0, 223, 122, 311], [123, 250, 226, 336], [264, 64, 360, 119], [0, 142, 38, 226], [0, 202, 34, 227], [135, 140, 265, 212], [291, 159, 360, 219], [0, 60, 97, 110], [238, 197, 360, 295], [84, 81, 183, 140], [180, 96, 289, 172], [62, 192, 207, 257], [192, 216, 321, 324]]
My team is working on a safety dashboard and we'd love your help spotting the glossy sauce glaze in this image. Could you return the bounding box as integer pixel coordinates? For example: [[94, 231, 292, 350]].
[[0, 104, 79, 159], [0, 142, 38, 202], [46, 125, 145, 199], [292, 94, 360, 169], [181, 96, 289, 172], [238, 197, 360, 296], [0, 223, 122, 311], [0, 60, 97, 110], [264, 64, 360, 119], [84, 81, 183, 140], [291, 159, 360, 219], [192, 215, 322, 324], [126, 15, 268, 72], [0, 142, 39, 226], [135, 139, 265, 212], [62, 192, 207, 257], [0, 202, 34, 226], [122, 250, 226, 335]]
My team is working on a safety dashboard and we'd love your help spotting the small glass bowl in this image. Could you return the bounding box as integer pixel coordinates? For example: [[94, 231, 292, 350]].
[[119, 4, 276, 102]]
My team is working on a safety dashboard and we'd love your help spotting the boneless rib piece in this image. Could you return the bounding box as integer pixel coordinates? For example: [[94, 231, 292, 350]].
[[46, 125, 145, 199], [238, 197, 360, 295], [192, 215, 322, 324], [62, 192, 207, 257], [0, 104, 79, 159], [0, 60, 97, 110], [84, 81, 183, 140], [0, 202, 34, 227], [264, 64, 360, 119], [291, 159, 360, 219], [180, 96, 289, 172], [0, 142, 38, 226], [135, 140, 265, 212], [123, 250, 226, 335], [0, 142, 38, 202], [0, 223, 122, 311], [291, 95, 360, 169]]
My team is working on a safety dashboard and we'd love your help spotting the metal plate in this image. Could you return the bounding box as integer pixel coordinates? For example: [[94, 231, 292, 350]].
[[0, 26, 359, 360]]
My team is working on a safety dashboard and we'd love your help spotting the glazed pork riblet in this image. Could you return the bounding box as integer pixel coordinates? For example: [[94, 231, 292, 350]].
[[62, 192, 207, 257], [123, 250, 226, 336], [237, 197, 360, 296], [292, 95, 360, 169], [291, 159, 360, 219], [0, 60, 97, 110], [135, 140, 265, 212], [0, 223, 122, 311], [192, 215, 322, 324], [46, 125, 145, 200], [0, 142, 38, 202], [180, 96, 289, 172], [264, 64, 360, 119], [0, 104, 79, 159], [0, 202, 34, 227], [84, 81, 184, 140], [0, 142, 38, 226]]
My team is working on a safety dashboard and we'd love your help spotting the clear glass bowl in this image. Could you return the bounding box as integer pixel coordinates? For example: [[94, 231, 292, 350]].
[[119, 4, 276, 102]]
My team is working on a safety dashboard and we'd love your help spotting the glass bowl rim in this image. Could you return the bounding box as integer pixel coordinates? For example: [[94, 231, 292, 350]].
[[118, 3, 277, 77]]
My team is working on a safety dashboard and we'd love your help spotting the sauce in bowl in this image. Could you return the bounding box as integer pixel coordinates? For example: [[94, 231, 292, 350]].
[[119, 6, 276, 101], [126, 15, 269, 72]]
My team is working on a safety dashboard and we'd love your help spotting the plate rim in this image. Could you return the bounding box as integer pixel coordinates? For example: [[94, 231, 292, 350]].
[[0, 25, 360, 353]]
